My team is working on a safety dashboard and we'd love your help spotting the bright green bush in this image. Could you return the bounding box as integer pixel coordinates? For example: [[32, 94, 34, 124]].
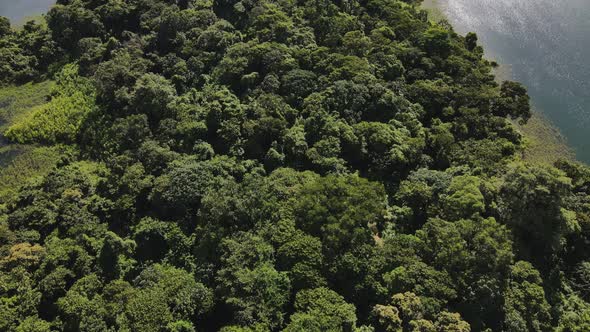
[[5, 64, 94, 144], [0, 80, 54, 131]]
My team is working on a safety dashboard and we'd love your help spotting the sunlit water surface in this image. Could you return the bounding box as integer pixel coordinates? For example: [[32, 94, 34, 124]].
[[0, 0, 55, 23], [439, 0, 590, 162]]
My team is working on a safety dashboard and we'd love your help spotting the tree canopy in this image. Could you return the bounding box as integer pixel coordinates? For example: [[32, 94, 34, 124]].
[[0, 0, 588, 331]]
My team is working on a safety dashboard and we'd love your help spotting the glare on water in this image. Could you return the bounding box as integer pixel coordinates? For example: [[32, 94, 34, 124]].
[[440, 0, 590, 162], [0, 0, 55, 23]]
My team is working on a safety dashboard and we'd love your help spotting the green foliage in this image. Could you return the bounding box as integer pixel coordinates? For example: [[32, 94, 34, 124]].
[[277, 232, 326, 290], [217, 232, 291, 329], [0, 19, 57, 83], [503, 261, 552, 331], [293, 174, 387, 258], [0, 17, 10, 38], [56, 274, 109, 331], [0, 80, 54, 132], [46, 2, 104, 53], [123, 287, 173, 331], [0, 145, 63, 202], [0, 0, 588, 331], [133, 264, 213, 320], [5, 64, 94, 143], [285, 287, 358, 332], [440, 175, 484, 220], [372, 292, 471, 332], [421, 26, 452, 56], [129, 73, 177, 123], [15, 316, 52, 332], [498, 163, 574, 263]]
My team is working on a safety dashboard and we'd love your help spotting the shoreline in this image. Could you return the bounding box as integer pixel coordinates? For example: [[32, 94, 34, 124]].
[[420, 0, 576, 165], [421, 0, 447, 23]]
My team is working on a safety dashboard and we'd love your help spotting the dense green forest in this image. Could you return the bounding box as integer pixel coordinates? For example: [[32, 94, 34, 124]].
[[1, 0, 590, 331]]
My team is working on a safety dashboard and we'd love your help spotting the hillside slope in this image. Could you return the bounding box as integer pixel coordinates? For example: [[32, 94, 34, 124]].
[[1, 1, 590, 331]]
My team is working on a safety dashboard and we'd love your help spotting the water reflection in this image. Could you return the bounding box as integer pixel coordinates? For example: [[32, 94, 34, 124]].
[[440, 0, 590, 162], [0, 0, 55, 23]]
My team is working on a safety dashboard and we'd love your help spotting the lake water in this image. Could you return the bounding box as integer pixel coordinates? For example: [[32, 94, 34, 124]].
[[434, 0, 590, 162], [0, 0, 55, 23]]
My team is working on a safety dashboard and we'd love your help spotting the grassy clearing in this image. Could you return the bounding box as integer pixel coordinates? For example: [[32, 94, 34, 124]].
[[0, 145, 63, 204], [0, 80, 54, 132], [6, 89, 94, 144], [0, 71, 94, 204], [494, 64, 577, 164], [514, 112, 575, 165], [0, 80, 60, 204], [4, 65, 95, 144]]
